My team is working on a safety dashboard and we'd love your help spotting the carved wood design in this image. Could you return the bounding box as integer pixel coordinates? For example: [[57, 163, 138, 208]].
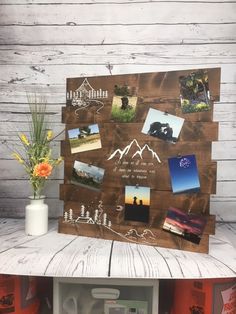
[[59, 68, 220, 253]]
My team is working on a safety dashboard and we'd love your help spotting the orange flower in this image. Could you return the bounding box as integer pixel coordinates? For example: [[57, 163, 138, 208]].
[[33, 162, 52, 178]]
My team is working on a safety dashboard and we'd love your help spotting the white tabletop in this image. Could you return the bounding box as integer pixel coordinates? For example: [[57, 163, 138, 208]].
[[0, 218, 235, 279]]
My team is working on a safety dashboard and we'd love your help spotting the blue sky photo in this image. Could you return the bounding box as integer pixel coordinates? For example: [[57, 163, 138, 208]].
[[168, 155, 200, 193], [68, 127, 80, 139], [142, 108, 184, 138], [68, 124, 99, 139]]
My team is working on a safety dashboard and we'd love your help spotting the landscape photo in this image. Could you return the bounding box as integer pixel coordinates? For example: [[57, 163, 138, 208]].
[[124, 185, 150, 223], [71, 160, 105, 190], [142, 108, 184, 143], [168, 154, 200, 193], [179, 70, 211, 113], [163, 207, 207, 244], [68, 124, 102, 154]]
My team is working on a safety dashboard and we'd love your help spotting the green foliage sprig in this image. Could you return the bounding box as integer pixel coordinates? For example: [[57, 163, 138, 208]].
[[11, 94, 63, 199]]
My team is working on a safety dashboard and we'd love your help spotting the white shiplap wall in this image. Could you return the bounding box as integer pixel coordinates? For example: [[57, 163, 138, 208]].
[[0, 0, 235, 221]]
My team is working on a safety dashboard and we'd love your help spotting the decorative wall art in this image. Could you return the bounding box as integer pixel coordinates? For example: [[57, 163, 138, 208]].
[[59, 68, 221, 253]]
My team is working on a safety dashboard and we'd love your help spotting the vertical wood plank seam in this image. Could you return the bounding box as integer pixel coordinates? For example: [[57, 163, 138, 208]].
[[183, 251, 203, 277], [161, 249, 185, 277], [108, 240, 114, 277], [43, 236, 78, 275], [153, 248, 173, 278], [134, 246, 156, 278]]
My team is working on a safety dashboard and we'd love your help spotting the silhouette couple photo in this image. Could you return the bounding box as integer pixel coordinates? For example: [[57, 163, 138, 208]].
[[142, 108, 184, 143], [124, 186, 150, 223]]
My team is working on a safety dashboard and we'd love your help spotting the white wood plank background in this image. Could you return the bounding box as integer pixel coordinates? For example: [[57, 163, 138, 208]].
[[0, 219, 235, 278], [0, 0, 235, 222]]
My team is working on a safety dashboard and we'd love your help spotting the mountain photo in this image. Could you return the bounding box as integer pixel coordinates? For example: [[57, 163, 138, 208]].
[[71, 160, 105, 191]]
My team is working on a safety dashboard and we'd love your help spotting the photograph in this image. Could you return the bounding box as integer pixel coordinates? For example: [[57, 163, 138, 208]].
[[179, 70, 211, 113], [168, 154, 200, 194], [124, 185, 150, 223], [71, 160, 105, 191], [111, 95, 138, 123], [163, 207, 207, 244], [68, 124, 102, 154], [142, 108, 184, 143]]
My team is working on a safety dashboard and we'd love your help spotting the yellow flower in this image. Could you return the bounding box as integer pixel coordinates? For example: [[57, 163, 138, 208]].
[[55, 156, 63, 165], [42, 156, 50, 163], [47, 130, 53, 141], [12, 152, 24, 164], [20, 133, 30, 146]]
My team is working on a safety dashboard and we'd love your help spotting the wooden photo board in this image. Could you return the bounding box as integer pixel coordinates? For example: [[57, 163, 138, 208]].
[[59, 68, 221, 253]]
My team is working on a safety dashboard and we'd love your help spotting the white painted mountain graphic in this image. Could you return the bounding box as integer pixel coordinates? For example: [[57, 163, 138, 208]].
[[107, 139, 161, 163]]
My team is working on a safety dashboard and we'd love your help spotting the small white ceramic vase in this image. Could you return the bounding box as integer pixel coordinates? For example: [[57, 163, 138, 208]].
[[25, 196, 48, 236]]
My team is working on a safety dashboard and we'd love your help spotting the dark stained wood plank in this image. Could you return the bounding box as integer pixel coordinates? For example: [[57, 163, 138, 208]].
[[60, 186, 212, 215], [61, 140, 213, 163], [63, 160, 217, 194], [138, 68, 220, 101], [62, 103, 215, 124], [66, 68, 220, 101], [63, 68, 220, 124], [59, 200, 215, 233], [64, 122, 218, 142], [58, 217, 210, 253]]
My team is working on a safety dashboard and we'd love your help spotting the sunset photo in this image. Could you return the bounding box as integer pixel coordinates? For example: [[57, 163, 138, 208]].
[[124, 185, 150, 223], [163, 207, 207, 244]]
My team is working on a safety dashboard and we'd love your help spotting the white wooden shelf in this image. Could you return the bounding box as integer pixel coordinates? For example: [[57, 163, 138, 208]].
[[0, 218, 235, 279]]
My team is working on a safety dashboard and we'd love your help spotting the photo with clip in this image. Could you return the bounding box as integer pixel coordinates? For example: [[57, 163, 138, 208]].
[[124, 185, 150, 223], [163, 206, 207, 245], [142, 108, 184, 143], [71, 160, 105, 191], [111, 84, 138, 123], [68, 124, 102, 154], [179, 70, 211, 113], [168, 154, 200, 194]]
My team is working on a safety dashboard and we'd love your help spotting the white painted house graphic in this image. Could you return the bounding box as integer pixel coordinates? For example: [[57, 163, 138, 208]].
[[67, 78, 108, 101]]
